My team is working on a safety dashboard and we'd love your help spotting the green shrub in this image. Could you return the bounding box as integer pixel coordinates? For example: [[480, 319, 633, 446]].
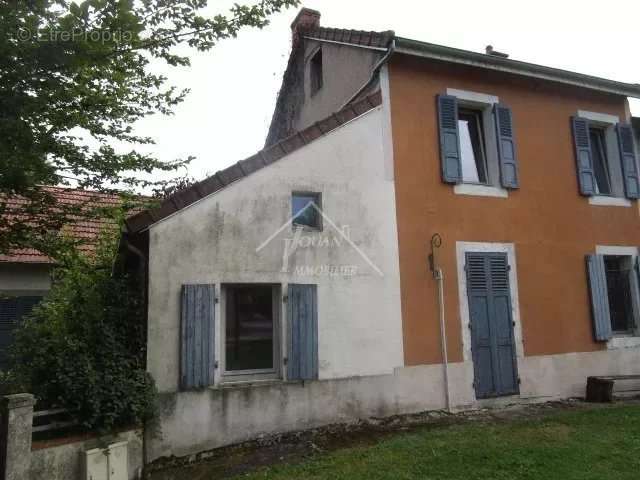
[[5, 229, 156, 432]]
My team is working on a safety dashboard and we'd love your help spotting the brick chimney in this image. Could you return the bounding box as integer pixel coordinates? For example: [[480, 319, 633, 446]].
[[291, 8, 321, 48]]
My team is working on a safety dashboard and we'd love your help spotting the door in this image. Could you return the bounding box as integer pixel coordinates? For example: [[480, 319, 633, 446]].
[[466, 252, 519, 398]]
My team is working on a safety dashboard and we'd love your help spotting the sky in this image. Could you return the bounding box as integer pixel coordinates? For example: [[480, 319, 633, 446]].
[[133, 0, 640, 182]]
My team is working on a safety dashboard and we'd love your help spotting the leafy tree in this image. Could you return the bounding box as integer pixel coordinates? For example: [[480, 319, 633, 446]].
[[5, 218, 155, 431], [0, 0, 299, 257], [151, 174, 194, 198]]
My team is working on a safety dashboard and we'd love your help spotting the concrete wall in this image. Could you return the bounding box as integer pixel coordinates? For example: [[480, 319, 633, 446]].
[[0, 263, 51, 294], [30, 430, 143, 480], [387, 55, 640, 365], [1, 394, 142, 480], [266, 39, 381, 146], [146, 106, 404, 459], [150, 344, 640, 461]]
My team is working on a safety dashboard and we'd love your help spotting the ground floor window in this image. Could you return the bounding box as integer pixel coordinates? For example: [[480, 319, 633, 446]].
[[224, 284, 279, 375], [0, 295, 43, 369], [604, 255, 636, 333]]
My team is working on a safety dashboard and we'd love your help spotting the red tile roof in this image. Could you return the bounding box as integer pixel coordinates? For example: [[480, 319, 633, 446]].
[[125, 91, 383, 234], [0, 187, 125, 264]]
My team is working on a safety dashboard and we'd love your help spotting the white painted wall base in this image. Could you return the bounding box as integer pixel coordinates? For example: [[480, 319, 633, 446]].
[[147, 346, 640, 463]]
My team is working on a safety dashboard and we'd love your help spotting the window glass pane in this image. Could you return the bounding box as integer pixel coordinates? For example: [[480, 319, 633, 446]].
[[225, 286, 274, 371], [589, 128, 611, 195], [292, 194, 320, 229], [458, 110, 488, 184], [604, 256, 634, 333]]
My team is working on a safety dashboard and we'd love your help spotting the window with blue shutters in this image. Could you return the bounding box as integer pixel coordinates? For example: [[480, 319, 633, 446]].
[[572, 112, 640, 202], [586, 253, 640, 342], [437, 90, 519, 194]]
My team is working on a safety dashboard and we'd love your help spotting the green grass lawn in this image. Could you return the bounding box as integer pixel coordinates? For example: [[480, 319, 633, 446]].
[[234, 405, 640, 480]]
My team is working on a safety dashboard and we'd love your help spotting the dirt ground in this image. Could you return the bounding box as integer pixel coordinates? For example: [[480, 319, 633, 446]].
[[146, 398, 639, 480]]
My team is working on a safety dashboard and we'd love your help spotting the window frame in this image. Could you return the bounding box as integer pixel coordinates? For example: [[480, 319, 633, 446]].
[[445, 88, 508, 198], [291, 191, 323, 232], [458, 107, 490, 185], [219, 283, 282, 382], [589, 126, 613, 196], [603, 255, 636, 334], [595, 246, 640, 345], [577, 110, 630, 206], [309, 47, 323, 97]]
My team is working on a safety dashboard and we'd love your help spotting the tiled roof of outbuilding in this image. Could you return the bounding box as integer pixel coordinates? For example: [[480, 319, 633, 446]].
[[0, 187, 125, 264], [125, 90, 383, 234]]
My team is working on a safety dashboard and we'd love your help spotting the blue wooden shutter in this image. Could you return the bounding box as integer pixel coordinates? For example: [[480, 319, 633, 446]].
[[437, 95, 462, 184], [287, 284, 318, 381], [466, 253, 518, 398], [494, 104, 519, 189], [571, 117, 596, 196], [466, 254, 495, 398], [180, 284, 215, 390], [585, 255, 612, 342], [487, 254, 519, 396], [616, 124, 640, 199]]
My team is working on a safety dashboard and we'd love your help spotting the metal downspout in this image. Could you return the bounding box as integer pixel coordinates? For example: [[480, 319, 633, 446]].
[[430, 234, 451, 413]]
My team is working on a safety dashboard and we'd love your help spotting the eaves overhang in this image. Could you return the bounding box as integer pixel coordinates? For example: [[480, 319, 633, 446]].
[[395, 37, 640, 99]]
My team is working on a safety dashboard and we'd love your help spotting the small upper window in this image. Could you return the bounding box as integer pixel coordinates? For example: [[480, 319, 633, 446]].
[[292, 192, 321, 230], [309, 49, 323, 97], [458, 108, 488, 184], [604, 255, 636, 333], [589, 127, 612, 195]]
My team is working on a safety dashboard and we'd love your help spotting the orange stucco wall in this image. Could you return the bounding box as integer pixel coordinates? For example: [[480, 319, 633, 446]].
[[388, 55, 640, 366]]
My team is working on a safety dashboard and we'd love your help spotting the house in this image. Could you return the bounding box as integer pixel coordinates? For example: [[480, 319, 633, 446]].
[[0, 187, 122, 369], [123, 8, 640, 463]]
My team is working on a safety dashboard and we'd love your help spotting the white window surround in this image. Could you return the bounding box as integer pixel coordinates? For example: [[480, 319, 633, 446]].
[[453, 183, 508, 198], [577, 110, 631, 206], [595, 245, 640, 350], [446, 88, 508, 198], [588, 196, 631, 207], [447, 88, 499, 106], [577, 110, 619, 126], [455, 242, 525, 364]]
